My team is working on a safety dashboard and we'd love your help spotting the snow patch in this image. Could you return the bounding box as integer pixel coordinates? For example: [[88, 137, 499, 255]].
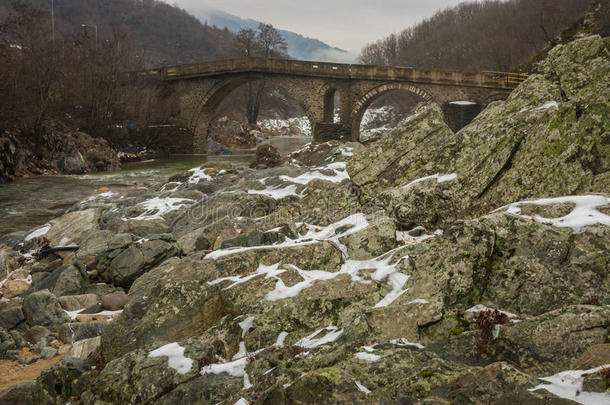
[[355, 381, 372, 394], [205, 213, 369, 260], [238, 316, 254, 338], [528, 365, 610, 405], [449, 101, 477, 105], [295, 326, 344, 349], [24, 225, 51, 241], [389, 338, 425, 349], [126, 197, 194, 221], [495, 195, 610, 232], [148, 342, 193, 375], [274, 332, 289, 348], [402, 173, 457, 189], [248, 184, 300, 200], [535, 101, 559, 110], [355, 352, 381, 362]]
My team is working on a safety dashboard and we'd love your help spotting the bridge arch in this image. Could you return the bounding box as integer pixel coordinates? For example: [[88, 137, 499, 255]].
[[189, 75, 316, 152], [350, 83, 433, 141], [481, 92, 510, 106]]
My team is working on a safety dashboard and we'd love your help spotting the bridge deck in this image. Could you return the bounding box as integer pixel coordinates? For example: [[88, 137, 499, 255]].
[[161, 57, 527, 89]]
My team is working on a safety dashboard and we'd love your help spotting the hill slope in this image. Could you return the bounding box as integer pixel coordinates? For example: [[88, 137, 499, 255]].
[[360, 0, 598, 71], [0, 0, 235, 66]]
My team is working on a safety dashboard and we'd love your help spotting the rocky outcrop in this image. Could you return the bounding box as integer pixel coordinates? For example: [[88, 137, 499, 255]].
[[2, 36, 607, 405], [347, 103, 456, 190]]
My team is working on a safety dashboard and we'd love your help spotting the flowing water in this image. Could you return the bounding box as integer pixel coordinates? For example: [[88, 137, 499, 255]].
[[0, 136, 311, 237]]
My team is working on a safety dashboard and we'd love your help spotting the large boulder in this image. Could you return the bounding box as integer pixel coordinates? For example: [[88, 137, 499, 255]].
[[103, 235, 181, 287], [347, 103, 456, 190], [44, 208, 103, 247], [0, 301, 25, 330], [455, 35, 610, 214], [101, 258, 226, 360], [26, 263, 89, 297], [23, 290, 70, 327]]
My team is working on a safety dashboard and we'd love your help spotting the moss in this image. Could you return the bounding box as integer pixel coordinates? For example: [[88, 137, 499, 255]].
[[451, 326, 463, 336], [318, 367, 341, 384], [421, 370, 435, 378]]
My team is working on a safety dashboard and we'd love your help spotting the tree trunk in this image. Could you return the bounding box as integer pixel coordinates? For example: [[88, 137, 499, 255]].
[[246, 80, 266, 125]]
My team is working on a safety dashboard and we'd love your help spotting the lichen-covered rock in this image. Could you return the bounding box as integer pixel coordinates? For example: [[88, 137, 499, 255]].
[[103, 235, 181, 287], [26, 263, 89, 297], [44, 208, 103, 247], [0, 301, 25, 330], [455, 35, 609, 214], [23, 290, 70, 328], [339, 211, 398, 259], [101, 258, 225, 360], [347, 103, 456, 190]]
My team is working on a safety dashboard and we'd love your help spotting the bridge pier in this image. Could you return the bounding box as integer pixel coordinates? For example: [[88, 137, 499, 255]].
[[442, 102, 482, 133], [313, 123, 352, 143]]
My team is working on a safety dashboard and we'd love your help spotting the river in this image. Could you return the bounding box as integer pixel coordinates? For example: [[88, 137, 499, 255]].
[[0, 136, 311, 238]]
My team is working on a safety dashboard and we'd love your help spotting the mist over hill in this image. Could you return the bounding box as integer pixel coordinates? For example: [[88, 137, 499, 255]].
[[192, 6, 355, 62]]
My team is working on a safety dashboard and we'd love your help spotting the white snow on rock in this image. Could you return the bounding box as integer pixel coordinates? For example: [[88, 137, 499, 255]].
[[247, 162, 349, 200], [407, 298, 429, 304], [388, 338, 425, 349], [234, 399, 249, 405], [24, 224, 51, 241], [205, 213, 369, 260], [274, 332, 289, 348], [259, 116, 312, 136], [208, 237, 411, 308], [238, 316, 255, 338], [127, 197, 194, 221], [396, 227, 442, 244], [449, 101, 477, 105], [355, 381, 372, 394], [188, 168, 226, 184], [84, 191, 118, 202], [248, 184, 300, 200], [535, 101, 559, 110], [355, 352, 381, 362], [295, 326, 344, 349], [278, 162, 350, 185], [64, 309, 123, 321], [402, 173, 458, 189], [206, 216, 413, 308], [528, 365, 610, 405], [495, 195, 610, 232], [148, 342, 193, 375], [374, 272, 410, 308], [201, 356, 249, 377]]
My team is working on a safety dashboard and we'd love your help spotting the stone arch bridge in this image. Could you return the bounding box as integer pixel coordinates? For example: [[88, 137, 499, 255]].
[[160, 57, 525, 153]]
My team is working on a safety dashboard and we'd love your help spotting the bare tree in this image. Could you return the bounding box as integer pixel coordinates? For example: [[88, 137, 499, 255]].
[[256, 23, 288, 58], [229, 24, 288, 125]]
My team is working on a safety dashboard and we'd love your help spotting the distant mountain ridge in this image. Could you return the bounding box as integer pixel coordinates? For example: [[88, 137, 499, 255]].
[[193, 7, 355, 63]]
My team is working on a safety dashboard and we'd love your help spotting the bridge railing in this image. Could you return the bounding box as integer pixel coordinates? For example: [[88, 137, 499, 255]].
[[162, 57, 526, 89]]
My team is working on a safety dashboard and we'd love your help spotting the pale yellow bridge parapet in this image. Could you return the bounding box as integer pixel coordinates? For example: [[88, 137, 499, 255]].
[[161, 57, 527, 89]]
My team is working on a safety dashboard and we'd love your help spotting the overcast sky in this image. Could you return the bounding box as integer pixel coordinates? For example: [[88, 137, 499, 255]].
[[172, 0, 468, 53]]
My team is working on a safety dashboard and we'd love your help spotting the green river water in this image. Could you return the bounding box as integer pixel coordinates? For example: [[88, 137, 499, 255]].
[[0, 136, 311, 237]]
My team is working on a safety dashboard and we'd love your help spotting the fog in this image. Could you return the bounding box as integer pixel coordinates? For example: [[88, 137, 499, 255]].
[[171, 0, 468, 52]]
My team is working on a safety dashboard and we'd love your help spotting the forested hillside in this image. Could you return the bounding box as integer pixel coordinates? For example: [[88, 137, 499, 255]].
[[359, 0, 600, 71], [0, 0, 235, 66]]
